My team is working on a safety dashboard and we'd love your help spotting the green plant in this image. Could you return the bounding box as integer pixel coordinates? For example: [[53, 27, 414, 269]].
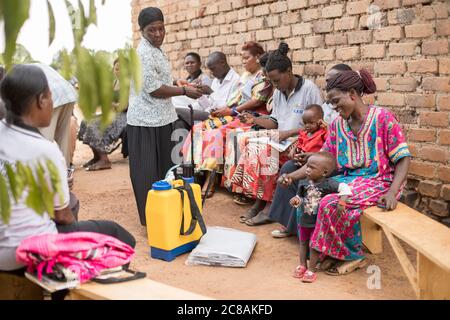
[[0, 0, 141, 223]]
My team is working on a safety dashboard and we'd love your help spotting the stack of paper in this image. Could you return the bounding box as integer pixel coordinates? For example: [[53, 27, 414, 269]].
[[186, 227, 257, 268]]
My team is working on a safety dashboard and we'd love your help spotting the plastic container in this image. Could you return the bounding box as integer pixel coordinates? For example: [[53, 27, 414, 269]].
[[145, 178, 203, 262]]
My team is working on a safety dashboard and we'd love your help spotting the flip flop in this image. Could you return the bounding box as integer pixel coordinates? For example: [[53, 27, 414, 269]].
[[86, 162, 112, 171], [325, 258, 367, 276], [82, 158, 98, 168], [239, 207, 259, 223], [318, 257, 338, 272], [245, 212, 272, 226], [233, 195, 253, 206]]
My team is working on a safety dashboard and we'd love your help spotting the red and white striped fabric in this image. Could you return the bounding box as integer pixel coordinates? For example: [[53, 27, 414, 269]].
[[16, 232, 135, 283]]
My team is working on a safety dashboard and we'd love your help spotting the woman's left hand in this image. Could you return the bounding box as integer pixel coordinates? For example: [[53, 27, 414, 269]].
[[378, 190, 397, 211], [211, 107, 232, 117]]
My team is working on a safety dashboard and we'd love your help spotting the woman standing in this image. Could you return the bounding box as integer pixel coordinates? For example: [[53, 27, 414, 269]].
[[280, 69, 411, 275], [127, 7, 203, 226]]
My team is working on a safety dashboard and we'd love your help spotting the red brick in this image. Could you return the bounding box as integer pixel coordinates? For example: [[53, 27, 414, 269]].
[[442, 185, 450, 201], [292, 23, 312, 35], [439, 130, 450, 145], [387, 8, 415, 25], [266, 15, 280, 28], [287, 0, 308, 10], [286, 37, 303, 49], [305, 35, 324, 48], [226, 11, 238, 23], [403, 0, 434, 6], [322, 4, 343, 18], [430, 201, 450, 218], [219, 25, 232, 35], [237, 8, 253, 20], [437, 166, 450, 183], [422, 77, 450, 92], [409, 161, 436, 179], [334, 17, 358, 31], [375, 61, 406, 75], [219, 2, 232, 11], [405, 24, 434, 38], [390, 78, 417, 92], [309, 0, 330, 5], [336, 47, 360, 61], [231, 0, 247, 9], [373, 78, 388, 91], [419, 146, 448, 163], [247, 18, 264, 31], [420, 112, 449, 127], [270, 1, 288, 13], [325, 34, 348, 46], [301, 9, 320, 22], [313, 20, 333, 34], [374, 26, 403, 41], [405, 94, 436, 109], [304, 64, 325, 76], [274, 26, 291, 38], [388, 42, 417, 57], [372, 0, 401, 9], [361, 44, 386, 59], [348, 30, 372, 44], [408, 128, 436, 142], [346, 0, 371, 15], [418, 180, 442, 198], [407, 59, 438, 74], [314, 48, 335, 61], [437, 20, 450, 36], [292, 50, 312, 62], [233, 21, 247, 33], [438, 95, 450, 111], [440, 59, 450, 75], [422, 40, 449, 56], [254, 4, 270, 17], [256, 29, 273, 41], [283, 12, 301, 25], [376, 93, 405, 106]]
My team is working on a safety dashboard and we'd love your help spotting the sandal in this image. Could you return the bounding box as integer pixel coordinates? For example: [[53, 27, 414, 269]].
[[201, 190, 215, 199], [271, 227, 292, 238], [86, 161, 112, 171], [82, 158, 98, 168], [245, 212, 272, 226], [318, 257, 338, 272], [233, 195, 253, 206], [301, 270, 317, 283], [325, 258, 367, 276], [293, 265, 307, 279], [239, 207, 259, 223]]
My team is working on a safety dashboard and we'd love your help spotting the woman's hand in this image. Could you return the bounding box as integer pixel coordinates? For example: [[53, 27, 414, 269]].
[[278, 131, 291, 142], [185, 86, 204, 99], [294, 152, 312, 166], [211, 107, 232, 117], [238, 112, 255, 125], [277, 173, 293, 187], [176, 79, 190, 87], [377, 190, 398, 211], [318, 119, 328, 129]]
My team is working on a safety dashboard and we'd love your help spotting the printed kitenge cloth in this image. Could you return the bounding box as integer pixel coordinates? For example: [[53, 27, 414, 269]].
[[310, 106, 411, 261], [182, 70, 273, 172], [16, 232, 135, 283], [229, 128, 327, 202]]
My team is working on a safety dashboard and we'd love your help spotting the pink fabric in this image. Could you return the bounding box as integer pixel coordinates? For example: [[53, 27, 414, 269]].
[[16, 232, 135, 283]]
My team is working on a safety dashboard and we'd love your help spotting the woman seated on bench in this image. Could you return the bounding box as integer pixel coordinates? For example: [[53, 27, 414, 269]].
[[0, 65, 136, 272], [279, 69, 411, 275]]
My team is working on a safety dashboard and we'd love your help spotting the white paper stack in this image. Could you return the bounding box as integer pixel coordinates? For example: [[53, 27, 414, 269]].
[[186, 227, 257, 268]]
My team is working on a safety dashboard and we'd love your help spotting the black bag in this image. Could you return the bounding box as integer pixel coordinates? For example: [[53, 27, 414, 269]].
[[175, 180, 207, 237]]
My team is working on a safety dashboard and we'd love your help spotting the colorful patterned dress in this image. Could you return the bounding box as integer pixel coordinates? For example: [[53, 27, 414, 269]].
[[182, 70, 273, 173], [310, 106, 411, 261]]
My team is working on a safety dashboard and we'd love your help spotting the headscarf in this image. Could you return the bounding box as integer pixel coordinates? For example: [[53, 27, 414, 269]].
[[138, 7, 164, 30]]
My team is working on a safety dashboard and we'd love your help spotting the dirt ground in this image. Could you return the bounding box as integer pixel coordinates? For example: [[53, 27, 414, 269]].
[[72, 141, 416, 300]]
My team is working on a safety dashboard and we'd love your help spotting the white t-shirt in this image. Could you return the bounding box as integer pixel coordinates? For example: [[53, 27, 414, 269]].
[[0, 120, 70, 271], [271, 78, 323, 131]]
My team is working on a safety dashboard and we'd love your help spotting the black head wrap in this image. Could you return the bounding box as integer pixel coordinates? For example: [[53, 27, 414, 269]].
[[138, 7, 164, 30]]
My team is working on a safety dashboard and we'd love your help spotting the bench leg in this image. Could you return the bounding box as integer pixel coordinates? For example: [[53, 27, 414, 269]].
[[361, 215, 383, 254], [417, 253, 450, 300], [383, 229, 420, 298]]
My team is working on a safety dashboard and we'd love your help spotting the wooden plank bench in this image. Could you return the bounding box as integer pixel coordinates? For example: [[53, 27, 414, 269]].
[[70, 278, 212, 300], [361, 203, 450, 300], [0, 272, 44, 300]]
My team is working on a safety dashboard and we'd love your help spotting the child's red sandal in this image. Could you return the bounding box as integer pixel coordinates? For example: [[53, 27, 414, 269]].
[[292, 265, 307, 279], [301, 270, 317, 283]]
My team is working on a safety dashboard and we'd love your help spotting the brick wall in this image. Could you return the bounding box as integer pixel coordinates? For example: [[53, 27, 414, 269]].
[[131, 0, 450, 223]]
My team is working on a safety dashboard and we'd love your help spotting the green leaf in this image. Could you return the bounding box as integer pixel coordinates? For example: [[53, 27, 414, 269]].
[[118, 51, 131, 112], [23, 166, 45, 216], [46, 160, 64, 206], [88, 0, 97, 25], [0, 174, 12, 224], [95, 52, 114, 129], [129, 48, 142, 92], [2, 0, 31, 69], [5, 163, 24, 203], [47, 0, 56, 46], [36, 162, 54, 218]]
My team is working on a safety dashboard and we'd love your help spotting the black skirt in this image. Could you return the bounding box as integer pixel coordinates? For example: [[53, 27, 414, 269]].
[[127, 123, 176, 226]]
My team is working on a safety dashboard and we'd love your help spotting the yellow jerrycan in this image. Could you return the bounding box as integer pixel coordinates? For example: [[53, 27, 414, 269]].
[[145, 177, 206, 261]]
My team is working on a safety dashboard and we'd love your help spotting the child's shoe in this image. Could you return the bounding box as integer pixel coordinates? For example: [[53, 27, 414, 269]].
[[292, 265, 307, 279], [301, 270, 317, 283]]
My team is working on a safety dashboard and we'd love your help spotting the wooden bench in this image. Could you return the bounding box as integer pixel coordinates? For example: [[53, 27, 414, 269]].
[[69, 278, 212, 300], [361, 203, 450, 300], [0, 272, 44, 300]]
